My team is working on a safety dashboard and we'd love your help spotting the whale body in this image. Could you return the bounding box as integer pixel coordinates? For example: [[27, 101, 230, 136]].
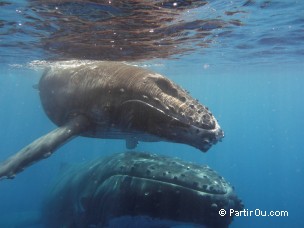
[[0, 61, 223, 180], [42, 152, 243, 228]]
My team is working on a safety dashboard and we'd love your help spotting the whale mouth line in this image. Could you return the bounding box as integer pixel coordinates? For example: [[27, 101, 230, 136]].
[[104, 174, 226, 195]]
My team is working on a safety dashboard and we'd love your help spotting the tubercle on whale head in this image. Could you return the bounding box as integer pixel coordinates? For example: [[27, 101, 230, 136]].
[[199, 123, 225, 152]]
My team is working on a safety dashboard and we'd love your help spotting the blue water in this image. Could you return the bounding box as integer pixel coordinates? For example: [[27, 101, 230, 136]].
[[0, 1, 304, 227]]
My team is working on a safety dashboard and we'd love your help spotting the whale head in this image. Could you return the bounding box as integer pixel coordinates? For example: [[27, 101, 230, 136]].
[[112, 69, 224, 152], [43, 152, 243, 227]]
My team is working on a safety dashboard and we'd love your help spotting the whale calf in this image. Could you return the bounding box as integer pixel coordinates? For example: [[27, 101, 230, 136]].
[[0, 61, 223, 180], [42, 152, 243, 228]]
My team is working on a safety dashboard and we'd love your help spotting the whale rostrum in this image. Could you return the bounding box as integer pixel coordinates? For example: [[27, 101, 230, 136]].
[[0, 61, 223, 180]]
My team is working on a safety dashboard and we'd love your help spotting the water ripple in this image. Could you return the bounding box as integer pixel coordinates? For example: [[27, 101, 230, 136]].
[[0, 0, 243, 63], [0, 0, 303, 65]]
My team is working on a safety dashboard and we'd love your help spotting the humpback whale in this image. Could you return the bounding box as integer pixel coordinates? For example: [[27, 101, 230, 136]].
[[42, 152, 243, 228], [0, 61, 223, 180]]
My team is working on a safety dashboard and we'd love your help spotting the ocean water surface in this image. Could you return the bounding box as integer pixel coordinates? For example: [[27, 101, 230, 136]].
[[0, 1, 303, 227]]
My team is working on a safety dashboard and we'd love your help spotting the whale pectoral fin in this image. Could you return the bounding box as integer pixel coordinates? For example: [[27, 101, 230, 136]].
[[0, 115, 90, 180]]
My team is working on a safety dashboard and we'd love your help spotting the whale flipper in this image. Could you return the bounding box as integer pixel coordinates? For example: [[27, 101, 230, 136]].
[[0, 115, 90, 180]]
